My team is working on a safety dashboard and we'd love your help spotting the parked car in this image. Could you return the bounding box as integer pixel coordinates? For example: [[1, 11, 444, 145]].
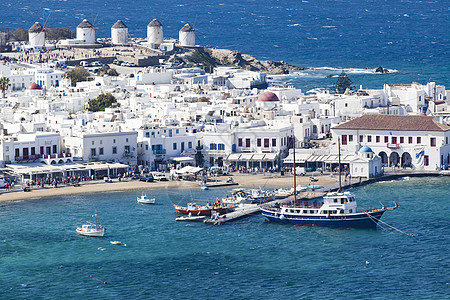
[[151, 172, 168, 181], [139, 175, 154, 182]]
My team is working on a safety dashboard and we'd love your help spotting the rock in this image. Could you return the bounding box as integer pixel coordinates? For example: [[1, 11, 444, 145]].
[[374, 66, 389, 73]]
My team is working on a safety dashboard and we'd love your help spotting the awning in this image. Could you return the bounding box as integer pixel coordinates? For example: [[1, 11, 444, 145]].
[[283, 152, 311, 164], [263, 153, 277, 161], [251, 153, 266, 161], [239, 153, 254, 161], [176, 166, 203, 174], [172, 156, 195, 162], [226, 153, 241, 161]]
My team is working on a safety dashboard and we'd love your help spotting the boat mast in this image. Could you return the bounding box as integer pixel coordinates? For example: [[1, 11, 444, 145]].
[[338, 137, 341, 192], [293, 135, 297, 206]]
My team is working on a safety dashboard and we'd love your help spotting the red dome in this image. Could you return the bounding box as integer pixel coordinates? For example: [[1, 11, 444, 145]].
[[27, 83, 42, 90], [257, 91, 279, 102]]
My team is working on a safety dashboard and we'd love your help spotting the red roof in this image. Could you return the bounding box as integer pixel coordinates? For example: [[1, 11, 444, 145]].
[[258, 91, 279, 102], [333, 114, 450, 132], [27, 83, 42, 90]]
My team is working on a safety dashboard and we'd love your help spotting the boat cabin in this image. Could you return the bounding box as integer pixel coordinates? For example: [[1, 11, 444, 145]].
[[81, 224, 93, 231]]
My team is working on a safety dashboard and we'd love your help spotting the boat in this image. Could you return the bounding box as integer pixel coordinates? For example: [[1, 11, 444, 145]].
[[248, 188, 274, 203], [175, 213, 207, 222], [222, 189, 254, 205], [260, 137, 398, 227], [201, 185, 209, 190], [137, 193, 155, 204], [173, 201, 229, 216], [76, 211, 106, 237], [271, 187, 294, 199], [110, 240, 121, 245]]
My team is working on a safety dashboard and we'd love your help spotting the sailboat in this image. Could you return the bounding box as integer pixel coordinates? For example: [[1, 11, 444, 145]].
[[76, 210, 106, 237], [260, 137, 398, 227]]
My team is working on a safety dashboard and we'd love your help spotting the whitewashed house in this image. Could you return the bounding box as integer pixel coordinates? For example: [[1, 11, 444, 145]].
[[350, 146, 382, 178]]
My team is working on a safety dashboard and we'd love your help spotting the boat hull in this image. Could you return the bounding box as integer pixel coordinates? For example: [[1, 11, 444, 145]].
[[76, 228, 105, 237], [174, 205, 228, 216], [261, 209, 386, 227]]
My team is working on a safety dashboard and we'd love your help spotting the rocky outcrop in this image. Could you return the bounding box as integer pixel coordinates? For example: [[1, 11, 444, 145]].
[[186, 48, 306, 75]]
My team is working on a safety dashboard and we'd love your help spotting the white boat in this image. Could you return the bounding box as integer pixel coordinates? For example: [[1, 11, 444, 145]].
[[137, 193, 155, 204], [222, 189, 254, 205], [175, 213, 206, 222], [76, 211, 106, 237]]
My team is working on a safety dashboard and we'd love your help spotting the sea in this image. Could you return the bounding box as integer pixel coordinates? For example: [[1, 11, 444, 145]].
[[1, 0, 449, 92], [0, 1, 449, 298], [0, 177, 449, 299]]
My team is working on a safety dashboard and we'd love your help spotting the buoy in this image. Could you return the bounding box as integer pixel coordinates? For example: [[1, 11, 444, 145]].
[[365, 260, 370, 265]]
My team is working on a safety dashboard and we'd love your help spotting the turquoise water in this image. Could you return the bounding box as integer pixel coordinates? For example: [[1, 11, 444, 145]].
[[0, 177, 448, 299], [1, 0, 449, 90]]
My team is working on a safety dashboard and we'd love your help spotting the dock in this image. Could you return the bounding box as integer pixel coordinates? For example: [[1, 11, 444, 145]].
[[204, 205, 261, 225]]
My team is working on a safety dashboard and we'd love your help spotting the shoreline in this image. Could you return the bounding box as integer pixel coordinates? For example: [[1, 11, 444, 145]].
[[0, 171, 443, 204]]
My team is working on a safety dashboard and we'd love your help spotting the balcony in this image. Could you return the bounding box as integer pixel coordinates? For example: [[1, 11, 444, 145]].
[[122, 152, 135, 158], [387, 143, 400, 149], [15, 154, 43, 162], [152, 149, 166, 155]]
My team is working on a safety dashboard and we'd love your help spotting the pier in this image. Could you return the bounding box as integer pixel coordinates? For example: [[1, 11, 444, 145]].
[[204, 205, 261, 225]]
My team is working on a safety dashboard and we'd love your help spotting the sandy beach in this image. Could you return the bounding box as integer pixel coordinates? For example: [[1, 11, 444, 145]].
[[0, 174, 338, 203]]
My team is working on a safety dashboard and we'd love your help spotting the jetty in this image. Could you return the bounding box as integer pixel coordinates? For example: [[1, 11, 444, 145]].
[[204, 205, 260, 225]]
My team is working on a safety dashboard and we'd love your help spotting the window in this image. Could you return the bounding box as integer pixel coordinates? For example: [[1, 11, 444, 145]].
[[272, 139, 276, 147], [417, 137, 421, 144], [342, 135, 347, 145], [99, 147, 104, 155], [31, 147, 35, 155], [257, 138, 261, 147], [5, 146, 9, 151], [424, 155, 429, 166], [126, 138, 129, 142], [90, 148, 96, 157], [113, 139, 116, 143], [392, 137, 397, 144], [238, 138, 242, 147], [209, 143, 216, 150], [376, 136, 380, 143], [145, 145, 149, 150], [400, 137, 404, 144], [348, 135, 353, 142], [53, 145, 57, 153], [408, 137, 413, 144], [100, 140, 102, 145], [359, 135, 363, 143], [145, 132, 150, 138], [218, 144, 225, 150], [173, 143, 177, 150], [124, 145, 130, 153], [384, 136, 389, 143], [264, 138, 269, 148], [188, 142, 192, 149], [246, 138, 250, 148], [92, 141, 95, 145], [112, 146, 117, 154], [367, 136, 372, 143], [176, 129, 179, 134], [431, 138, 436, 147]]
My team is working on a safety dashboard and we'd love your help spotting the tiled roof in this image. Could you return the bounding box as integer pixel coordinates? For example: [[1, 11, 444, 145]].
[[333, 114, 450, 132]]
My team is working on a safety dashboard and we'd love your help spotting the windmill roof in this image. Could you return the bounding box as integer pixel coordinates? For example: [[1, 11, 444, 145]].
[[180, 23, 194, 32], [333, 114, 450, 132], [77, 19, 94, 29], [29, 22, 44, 33], [112, 20, 127, 29], [148, 19, 162, 27]]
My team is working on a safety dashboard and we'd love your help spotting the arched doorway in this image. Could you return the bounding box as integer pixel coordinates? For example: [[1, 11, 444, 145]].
[[401, 152, 412, 168], [378, 151, 388, 165], [389, 152, 400, 167]]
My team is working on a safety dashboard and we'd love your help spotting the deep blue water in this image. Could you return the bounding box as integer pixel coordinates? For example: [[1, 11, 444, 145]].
[[0, 177, 448, 299], [1, 0, 449, 91]]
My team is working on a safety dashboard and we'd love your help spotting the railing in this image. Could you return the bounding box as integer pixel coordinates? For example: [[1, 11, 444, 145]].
[[15, 154, 42, 161], [122, 152, 135, 158], [152, 149, 166, 155]]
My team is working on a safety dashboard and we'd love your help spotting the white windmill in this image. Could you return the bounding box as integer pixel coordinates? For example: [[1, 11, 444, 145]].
[[147, 19, 163, 48], [111, 20, 128, 45], [76, 19, 95, 44], [178, 23, 196, 47], [28, 22, 45, 47]]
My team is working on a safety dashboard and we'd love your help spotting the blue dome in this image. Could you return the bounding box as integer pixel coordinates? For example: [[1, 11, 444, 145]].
[[359, 146, 373, 153]]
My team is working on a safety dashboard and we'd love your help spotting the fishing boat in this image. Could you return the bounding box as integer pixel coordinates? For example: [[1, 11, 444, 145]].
[[76, 211, 106, 237], [173, 201, 228, 216], [222, 189, 254, 205], [175, 212, 207, 222], [137, 193, 155, 204], [260, 137, 398, 227]]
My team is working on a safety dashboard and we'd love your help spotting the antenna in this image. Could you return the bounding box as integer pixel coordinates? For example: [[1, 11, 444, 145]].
[[292, 135, 297, 206], [338, 137, 342, 192]]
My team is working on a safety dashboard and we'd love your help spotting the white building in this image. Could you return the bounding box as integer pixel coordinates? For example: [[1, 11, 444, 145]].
[[76, 19, 95, 44], [28, 22, 45, 47], [64, 131, 138, 166], [147, 19, 163, 48], [350, 146, 382, 178], [27, 67, 64, 89], [332, 114, 450, 170], [179, 23, 195, 47], [111, 20, 128, 45]]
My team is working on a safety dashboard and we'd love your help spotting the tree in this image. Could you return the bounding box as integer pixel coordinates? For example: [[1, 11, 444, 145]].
[[0, 77, 11, 98], [195, 146, 204, 167], [9, 27, 28, 41], [334, 71, 352, 94], [107, 68, 119, 76], [64, 67, 90, 87], [45, 28, 75, 40], [87, 93, 119, 112]]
